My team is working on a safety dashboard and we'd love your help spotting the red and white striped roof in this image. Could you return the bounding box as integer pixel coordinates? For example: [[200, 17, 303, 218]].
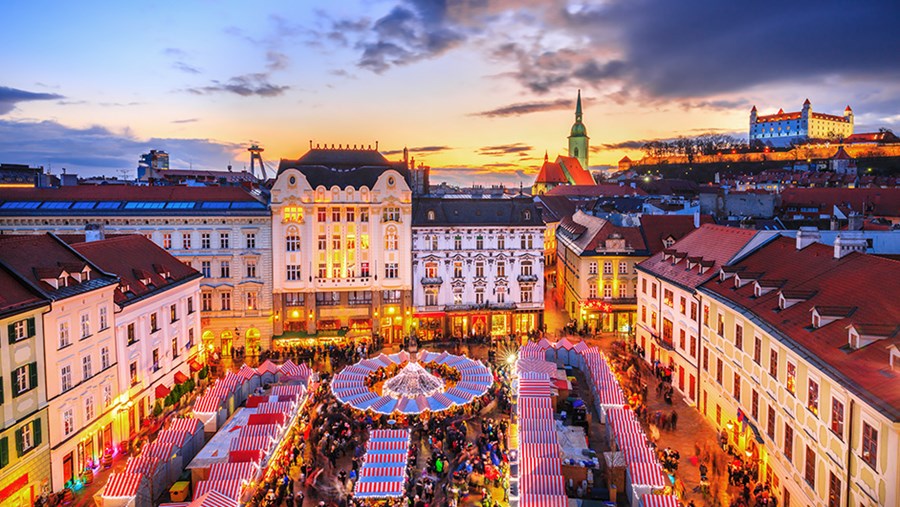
[[518, 342, 546, 359], [518, 396, 553, 419], [517, 493, 568, 507], [516, 359, 558, 377], [157, 429, 189, 447], [641, 495, 680, 507], [364, 452, 408, 464], [167, 417, 203, 435], [188, 491, 238, 507], [256, 401, 295, 414], [353, 478, 405, 498], [256, 360, 278, 374], [193, 480, 243, 500], [238, 424, 278, 438], [142, 441, 176, 460], [624, 445, 659, 464], [366, 439, 409, 451], [103, 472, 144, 498], [628, 461, 668, 487], [279, 359, 302, 376], [359, 466, 406, 478], [520, 473, 565, 495], [519, 418, 556, 432], [124, 456, 158, 475], [208, 462, 259, 482], [271, 384, 305, 397], [229, 436, 272, 452], [519, 430, 558, 445], [238, 365, 258, 380], [518, 378, 553, 398]]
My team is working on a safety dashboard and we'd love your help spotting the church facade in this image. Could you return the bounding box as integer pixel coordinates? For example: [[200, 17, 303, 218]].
[[532, 90, 594, 195]]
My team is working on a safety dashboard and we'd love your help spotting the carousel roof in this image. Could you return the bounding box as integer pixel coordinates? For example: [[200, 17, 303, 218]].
[[382, 361, 445, 399]]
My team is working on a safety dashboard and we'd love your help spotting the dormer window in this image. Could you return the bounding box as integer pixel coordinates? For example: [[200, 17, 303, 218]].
[[426, 210, 436, 221], [58, 275, 68, 287], [778, 293, 786, 310], [754, 283, 761, 297], [812, 313, 821, 329]]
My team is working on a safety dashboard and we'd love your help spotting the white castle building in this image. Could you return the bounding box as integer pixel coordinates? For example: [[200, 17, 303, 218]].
[[750, 99, 853, 147]]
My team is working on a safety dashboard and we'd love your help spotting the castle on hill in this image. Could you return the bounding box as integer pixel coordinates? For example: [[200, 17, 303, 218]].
[[750, 99, 854, 148]]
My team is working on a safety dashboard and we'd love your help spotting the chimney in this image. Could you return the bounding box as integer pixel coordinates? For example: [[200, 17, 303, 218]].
[[85, 223, 105, 242], [796, 226, 820, 250], [847, 211, 863, 231], [693, 211, 700, 228], [834, 231, 866, 259]]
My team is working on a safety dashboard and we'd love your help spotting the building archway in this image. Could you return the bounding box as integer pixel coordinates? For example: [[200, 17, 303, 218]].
[[245, 328, 260, 356], [220, 330, 233, 356], [202, 330, 215, 351]]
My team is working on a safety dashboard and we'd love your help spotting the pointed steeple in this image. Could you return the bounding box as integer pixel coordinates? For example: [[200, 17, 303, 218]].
[[575, 89, 583, 121], [544, 150, 549, 162]]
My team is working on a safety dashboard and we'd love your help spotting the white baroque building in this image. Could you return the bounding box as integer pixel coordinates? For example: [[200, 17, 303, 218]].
[[270, 147, 413, 344], [411, 196, 544, 340], [750, 99, 854, 147]]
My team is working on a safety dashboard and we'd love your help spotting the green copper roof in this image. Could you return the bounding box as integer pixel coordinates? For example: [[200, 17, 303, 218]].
[[570, 89, 587, 137]]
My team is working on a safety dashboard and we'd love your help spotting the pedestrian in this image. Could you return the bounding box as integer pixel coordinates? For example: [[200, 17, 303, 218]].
[[670, 409, 678, 430]]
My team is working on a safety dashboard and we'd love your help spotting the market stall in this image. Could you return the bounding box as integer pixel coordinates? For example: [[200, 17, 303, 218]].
[[640, 494, 681, 507], [143, 440, 182, 486], [124, 456, 165, 501], [166, 417, 205, 461], [626, 461, 669, 507], [238, 364, 261, 399], [208, 462, 260, 482], [256, 360, 278, 384], [100, 472, 152, 507], [353, 429, 411, 502]]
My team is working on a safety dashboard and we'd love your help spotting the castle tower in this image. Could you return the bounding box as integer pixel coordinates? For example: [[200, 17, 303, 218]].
[[844, 105, 854, 124], [568, 89, 589, 171]]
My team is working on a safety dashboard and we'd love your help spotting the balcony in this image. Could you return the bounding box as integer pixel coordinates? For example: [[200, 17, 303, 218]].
[[420, 276, 443, 286], [586, 297, 637, 306], [517, 274, 539, 283], [313, 276, 373, 289]]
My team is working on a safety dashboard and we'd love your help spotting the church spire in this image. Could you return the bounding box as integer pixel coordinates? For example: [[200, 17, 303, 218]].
[[568, 89, 589, 171], [575, 89, 583, 122]]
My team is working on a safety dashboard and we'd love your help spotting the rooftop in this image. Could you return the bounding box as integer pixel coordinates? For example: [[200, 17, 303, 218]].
[[412, 196, 540, 227], [781, 188, 900, 217], [700, 237, 900, 421], [277, 147, 410, 189], [545, 184, 647, 198]]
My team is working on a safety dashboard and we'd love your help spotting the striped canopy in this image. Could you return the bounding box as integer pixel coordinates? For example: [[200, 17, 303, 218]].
[[517, 493, 568, 507], [256, 360, 278, 374], [271, 384, 305, 397], [519, 474, 565, 496], [257, 401, 295, 414], [519, 430, 557, 444], [143, 441, 176, 461], [194, 480, 243, 500], [279, 360, 302, 377], [238, 424, 278, 438], [237, 365, 258, 380], [103, 472, 145, 498], [157, 429, 189, 447], [519, 418, 556, 432], [354, 429, 410, 499], [188, 491, 238, 507], [353, 477, 406, 498], [124, 456, 158, 475], [641, 495, 680, 507], [167, 418, 203, 435], [229, 436, 272, 452], [628, 461, 668, 487], [208, 462, 259, 482], [516, 359, 558, 377]]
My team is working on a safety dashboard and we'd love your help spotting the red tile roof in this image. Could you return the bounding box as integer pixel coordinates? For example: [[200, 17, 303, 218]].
[[781, 188, 900, 217], [71, 235, 201, 306], [534, 160, 568, 185], [637, 224, 758, 289], [756, 111, 802, 122], [0, 234, 118, 298], [545, 184, 647, 197], [0, 185, 260, 202], [845, 131, 900, 144], [639, 215, 713, 255], [0, 265, 48, 318], [700, 237, 900, 420], [556, 156, 595, 185]]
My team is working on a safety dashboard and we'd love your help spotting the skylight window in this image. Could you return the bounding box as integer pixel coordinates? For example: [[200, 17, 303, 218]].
[[40, 201, 73, 209], [0, 201, 41, 209]]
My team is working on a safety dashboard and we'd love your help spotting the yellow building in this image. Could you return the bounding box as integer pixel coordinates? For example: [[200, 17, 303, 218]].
[[697, 233, 900, 507]]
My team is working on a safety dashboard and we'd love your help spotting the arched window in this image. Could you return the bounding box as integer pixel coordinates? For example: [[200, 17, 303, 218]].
[[426, 210, 436, 221], [385, 227, 398, 251], [285, 226, 300, 252], [523, 210, 531, 221], [574, 147, 579, 157]]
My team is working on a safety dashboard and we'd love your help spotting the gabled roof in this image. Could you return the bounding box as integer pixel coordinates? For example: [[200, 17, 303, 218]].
[[781, 188, 900, 216], [534, 160, 568, 185], [535, 195, 577, 223], [0, 263, 49, 319], [639, 215, 713, 255], [845, 131, 900, 144], [556, 156, 595, 185], [71, 235, 202, 306], [700, 237, 900, 421], [0, 234, 118, 300], [637, 224, 758, 289]]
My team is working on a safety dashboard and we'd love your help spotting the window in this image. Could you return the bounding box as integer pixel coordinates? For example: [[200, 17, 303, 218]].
[[716, 404, 721, 425], [831, 399, 844, 437], [332, 207, 341, 221], [13, 364, 34, 396], [429, 236, 438, 250], [716, 313, 725, 336], [62, 408, 75, 436], [150, 313, 158, 332], [286, 231, 300, 251], [151, 348, 160, 371], [453, 290, 463, 305], [650, 311, 657, 329], [476, 236, 484, 250], [382, 207, 400, 222], [82, 355, 92, 380], [201, 233, 211, 249], [588, 262, 597, 275], [603, 261, 612, 275], [332, 235, 341, 250], [807, 379, 819, 415], [769, 349, 778, 378], [475, 288, 484, 305], [10, 318, 30, 341], [619, 261, 628, 274], [101, 347, 110, 370], [345, 208, 355, 222], [619, 284, 628, 298], [716, 358, 723, 385], [753, 337, 761, 364], [703, 305, 709, 326], [733, 373, 741, 400], [521, 287, 533, 303], [804, 446, 815, 487], [475, 261, 484, 278], [80, 313, 90, 339], [828, 472, 841, 507], [220, 261, 230, 278], [201, 261, 211, 277], [679, 296, 686, 315], [689, 336, 697, 358], [220, 292, 231, 310], [219, 232, 230, 249], [59, 321, 71, 349], [751, 390, 759, 420], [385, 229, 398, 250], [246, 260, 257, 278], [245, 233, 256, 249], [734, 324, 743, 350], [679, 329, 686, 350], [496, 286, 506, 303], [690, 301, 697, 321], [201, 292, 212, 311], [318, 263, 327, 278], [385, 263, 398, 279], [862, 422, 878, 467], [360, 208, 369, 222], [454, 236, 462, 250], [182, 233, 192, 249], [651, 283, 657, 298], [786, 361, 796, 395], [317, 207, 326, 221], [82, 395, 95, 423], [767, 406, 776, 439], [425, 288, 438, 306], [642, 278, 647, 294], [521, 261, 533, 276], [170, 303, 178, 323], [163, 233, 172, 249], [424, 262, 438, 278], [98, 306, 108, 331], [589, 283, 597, 298], [103, 384, 112, 407], [130, 361, 138, 385], [61, 365, 72, 392], [641, 305, 647, 323], [497, 235, 505, 249], [702, 347, 709, 371], [663, 289, 673, 307], [497, 261, 505, 277], [783, 424, 793, 462], [126, 323, 137, 345], [246, 291, 258, 310], [783, 487, 791, 507]]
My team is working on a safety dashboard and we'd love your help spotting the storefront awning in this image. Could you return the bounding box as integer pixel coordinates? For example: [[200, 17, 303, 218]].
[[189, 360, 203, 373], [174, 371, 189, 384], [155, 384, 171, 399], [415, 313, 446, 318]]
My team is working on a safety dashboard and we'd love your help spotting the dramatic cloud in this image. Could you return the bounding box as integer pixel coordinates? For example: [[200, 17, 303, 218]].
[[0, 86, 64, 115], [475, 98, 575, 117], [186, 50, 289, 97], [0, 119, 241, 175], [382, 145, 452, 156], [477, 143, 533, 156]]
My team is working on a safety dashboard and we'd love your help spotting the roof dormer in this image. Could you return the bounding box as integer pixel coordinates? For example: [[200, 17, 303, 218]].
[[734, 272, 762, 289], [754, 279, 784, 298], [699, 259, 714, 275], [778, 289, 816, 310], [662, 248, 676, 262], [153, 263, 171, 280], [847, 323, 899, 351], [889, 344, 900, 370], [673, 252, 687, 265], [686, 256, 702, 271], [811, 306, 856, 329], [719, 265, 745, 282]]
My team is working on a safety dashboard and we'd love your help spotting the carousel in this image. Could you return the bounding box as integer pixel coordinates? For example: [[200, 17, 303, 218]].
[[331, 349, 493, 415]]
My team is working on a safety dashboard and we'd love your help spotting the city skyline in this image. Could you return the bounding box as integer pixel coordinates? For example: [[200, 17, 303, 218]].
[[2, 0, 899, 186]]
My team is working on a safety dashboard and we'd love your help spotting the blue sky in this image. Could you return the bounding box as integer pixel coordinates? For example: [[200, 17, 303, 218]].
[[2, 1, 899, 185]]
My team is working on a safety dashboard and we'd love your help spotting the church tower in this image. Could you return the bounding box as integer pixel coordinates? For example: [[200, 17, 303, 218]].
[[568, 89, 589, 170]]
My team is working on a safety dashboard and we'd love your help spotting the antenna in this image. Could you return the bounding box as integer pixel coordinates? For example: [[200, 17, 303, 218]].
[[248, 144, 269, 180]]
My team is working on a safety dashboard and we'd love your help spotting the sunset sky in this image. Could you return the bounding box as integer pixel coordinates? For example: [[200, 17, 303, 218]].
[[2, 1, 899, 186]]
